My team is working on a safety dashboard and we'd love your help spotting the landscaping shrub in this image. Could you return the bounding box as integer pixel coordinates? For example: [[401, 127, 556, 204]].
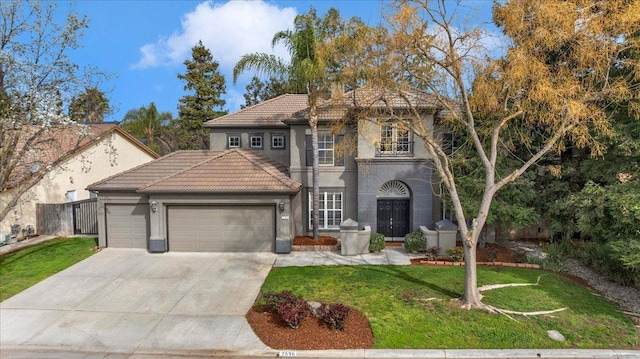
[[369, 232, 385, 252], [403, 232, 425, 252], [445, 247, 464, 262], [485, 247, 498, 263], [262, 290, 309, 329], [424, 246, 440, 261], [318, 303, 351, 331], [577, 241, 638, 286], [539, 241, 565, 271]]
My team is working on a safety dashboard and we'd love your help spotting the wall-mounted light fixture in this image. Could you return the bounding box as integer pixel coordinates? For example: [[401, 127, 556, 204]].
[[278, 201, 285, 211], [151, 201, 158, 213]]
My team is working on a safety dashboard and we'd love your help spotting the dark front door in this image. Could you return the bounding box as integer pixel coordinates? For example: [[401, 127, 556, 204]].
[[377, 199, 410, 238]]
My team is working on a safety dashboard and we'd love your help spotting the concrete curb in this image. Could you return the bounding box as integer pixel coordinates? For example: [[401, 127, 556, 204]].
[[1, 347, 638, 358], [280, 349, 640, 358]]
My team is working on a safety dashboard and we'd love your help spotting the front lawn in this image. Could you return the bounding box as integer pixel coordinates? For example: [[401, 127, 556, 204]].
[[0, 237, 99, 302], [260, 265, 637, 349]]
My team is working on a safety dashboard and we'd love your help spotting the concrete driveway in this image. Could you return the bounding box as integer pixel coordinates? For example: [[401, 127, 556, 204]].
[[0, 248, 277, 357]]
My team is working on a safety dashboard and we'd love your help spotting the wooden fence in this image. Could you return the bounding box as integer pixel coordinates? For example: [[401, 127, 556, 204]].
[[36, 198, 97, 236], [495, 222, 552, 241]]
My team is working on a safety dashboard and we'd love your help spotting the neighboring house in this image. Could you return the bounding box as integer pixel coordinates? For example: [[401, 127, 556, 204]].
[[0, 124, 159, 238], [88, 87, 450, 253]]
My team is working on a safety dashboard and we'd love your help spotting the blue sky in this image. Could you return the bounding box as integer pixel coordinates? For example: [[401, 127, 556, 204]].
[[58, 0, 497, 122]]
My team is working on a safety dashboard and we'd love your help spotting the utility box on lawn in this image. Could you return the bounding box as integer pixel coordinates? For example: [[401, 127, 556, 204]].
[[435, 219, 458, 252]]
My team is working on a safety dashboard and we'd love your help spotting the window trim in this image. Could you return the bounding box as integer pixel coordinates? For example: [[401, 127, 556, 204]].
[[250, 133, 264, 149], [307, 189, 344, 230], [227, 134, 241, 148], [379, 124, 410, 154], [318, 133, 335, 166], [271, 133, 286, 149]]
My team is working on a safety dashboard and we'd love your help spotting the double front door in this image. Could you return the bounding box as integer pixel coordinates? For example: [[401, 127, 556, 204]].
[[377, 199, 410, 238]]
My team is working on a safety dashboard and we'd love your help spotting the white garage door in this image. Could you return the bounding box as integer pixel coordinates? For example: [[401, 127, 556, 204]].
[[167, 205, 275, 252], [106, 204, 149, 248]]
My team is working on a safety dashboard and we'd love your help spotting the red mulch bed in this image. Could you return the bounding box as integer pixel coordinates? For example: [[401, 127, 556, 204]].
[[246, 305, 373, 350], [293, 236, 338, 246]]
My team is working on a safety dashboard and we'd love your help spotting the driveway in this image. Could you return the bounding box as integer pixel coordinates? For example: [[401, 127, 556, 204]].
[[0, 248, 277, 357]]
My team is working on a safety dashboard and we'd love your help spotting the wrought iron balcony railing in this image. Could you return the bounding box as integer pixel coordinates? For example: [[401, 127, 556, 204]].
[[375, 141, 414, 157]]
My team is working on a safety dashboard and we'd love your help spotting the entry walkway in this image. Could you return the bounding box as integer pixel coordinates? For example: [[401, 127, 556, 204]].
[[274, 246, 417, 267]]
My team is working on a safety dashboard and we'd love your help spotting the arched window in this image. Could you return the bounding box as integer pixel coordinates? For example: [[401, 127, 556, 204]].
[[377, 181, 410, 198]]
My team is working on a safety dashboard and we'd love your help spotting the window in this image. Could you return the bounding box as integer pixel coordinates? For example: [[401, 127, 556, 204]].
[[65, 190, 77, 202], [306, 133, 344, 166], [89, 191, 97, 199], [318, 133, 334, 165], [271, 134, 285, 149], [442, 133, 458, 155], [228, 135, 241, 148], [379, 125, 410, 155], [250, 134, 263, 149], [308, 190, 343, 230]]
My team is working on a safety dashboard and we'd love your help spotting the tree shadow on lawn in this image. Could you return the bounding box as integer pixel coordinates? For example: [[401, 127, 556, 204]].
[[361, 265, 461, 299]]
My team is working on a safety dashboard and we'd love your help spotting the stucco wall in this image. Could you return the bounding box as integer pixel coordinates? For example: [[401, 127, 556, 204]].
[[357, 115, 434, 160], [288, 124, 358, 236], [357, 159, 436, 237], [209, 128, 290, 167], [0, 132, 156, 237]]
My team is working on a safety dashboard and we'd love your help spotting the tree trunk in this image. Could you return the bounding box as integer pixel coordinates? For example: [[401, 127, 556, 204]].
[[310, 104, 320, 241], [462, 235, 483, 308]]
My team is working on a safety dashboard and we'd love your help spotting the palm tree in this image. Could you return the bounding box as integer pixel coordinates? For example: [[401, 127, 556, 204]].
[[233, 8, 330, 241], [121, 102, 173, 155]]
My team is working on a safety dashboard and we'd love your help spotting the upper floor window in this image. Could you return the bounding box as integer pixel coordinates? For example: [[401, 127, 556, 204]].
[[305, 132, 345, 166], [318, 133, 334, 165], [250, 134, 263, 149], [377, 124, 411, 156], [271, 134, 285, 149], [442, 133, 458, 155], [228, 135, 241, 148]]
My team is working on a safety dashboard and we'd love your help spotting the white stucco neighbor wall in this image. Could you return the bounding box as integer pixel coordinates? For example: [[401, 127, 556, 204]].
[[0, 131, 157, 237]]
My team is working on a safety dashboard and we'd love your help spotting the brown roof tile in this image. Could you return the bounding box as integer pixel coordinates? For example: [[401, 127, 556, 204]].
[[204, 94, 308, 128], [287, 87, 448, 123], [88, 149, 301, 194]]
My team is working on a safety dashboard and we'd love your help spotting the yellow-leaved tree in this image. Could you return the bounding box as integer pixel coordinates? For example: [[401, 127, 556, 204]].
[[345, 0, 640, 309]]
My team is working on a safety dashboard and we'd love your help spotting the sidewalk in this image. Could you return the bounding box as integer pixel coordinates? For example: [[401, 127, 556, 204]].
[[274, 246, 419, 267]]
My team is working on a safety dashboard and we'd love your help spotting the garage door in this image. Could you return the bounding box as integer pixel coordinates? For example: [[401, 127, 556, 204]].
[[167, 205, 275, 252], [106, 204, 149, 248]]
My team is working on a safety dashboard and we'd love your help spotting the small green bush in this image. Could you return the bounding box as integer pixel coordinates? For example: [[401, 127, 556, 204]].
[[445, 247, 464, 262], [404, 232, 425, 252], [369, 232, 385, 252]]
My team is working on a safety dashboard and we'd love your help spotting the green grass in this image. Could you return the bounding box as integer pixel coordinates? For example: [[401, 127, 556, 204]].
[[0, 237, 99, 302], [260, 265, 637, 349]]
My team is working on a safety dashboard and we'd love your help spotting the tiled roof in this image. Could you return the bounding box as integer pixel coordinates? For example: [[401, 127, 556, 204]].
[[87, 149, 301, 194], [7, 124, 157, 188], [287, 87, 448, 123], [204, 94, 308, 128]]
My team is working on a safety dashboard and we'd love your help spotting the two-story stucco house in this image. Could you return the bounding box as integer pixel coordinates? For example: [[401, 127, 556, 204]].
[[88, 87, 447, 253]]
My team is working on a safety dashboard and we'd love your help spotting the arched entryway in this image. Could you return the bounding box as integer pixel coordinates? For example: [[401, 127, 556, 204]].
[[376, 181, 411, 240]]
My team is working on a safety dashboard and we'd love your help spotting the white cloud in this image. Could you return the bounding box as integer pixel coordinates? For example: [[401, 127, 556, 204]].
[[132, 0, 296, 70]]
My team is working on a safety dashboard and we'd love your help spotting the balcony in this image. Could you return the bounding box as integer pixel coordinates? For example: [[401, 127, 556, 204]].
[[375, 141, 414, 157]]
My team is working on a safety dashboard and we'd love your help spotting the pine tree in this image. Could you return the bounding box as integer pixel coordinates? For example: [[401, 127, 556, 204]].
[[176, 40, 227, 150]]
